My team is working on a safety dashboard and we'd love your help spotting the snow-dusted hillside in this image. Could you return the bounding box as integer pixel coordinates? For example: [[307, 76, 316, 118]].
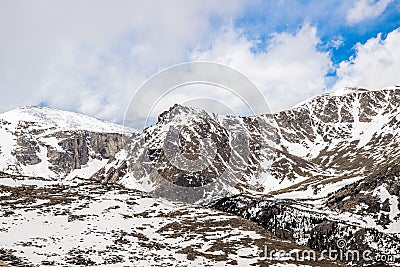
[[0, 106, 128, 133], [0, 176, 343, 267], [273, 85, 400, 181], [0, 106, 135, 179]]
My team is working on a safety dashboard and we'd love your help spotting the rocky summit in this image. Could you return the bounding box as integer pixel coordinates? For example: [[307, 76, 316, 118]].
[[0, 86, 399, 266]]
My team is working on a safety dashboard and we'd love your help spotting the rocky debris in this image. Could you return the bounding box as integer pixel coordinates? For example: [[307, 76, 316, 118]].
[[327, 163, 400, 224], [0, 249, 30, 267], [0, 176, 342, 266], [92, 158, 128, 184], [382, 198, 391, 212], [212, 195, 400, 266]]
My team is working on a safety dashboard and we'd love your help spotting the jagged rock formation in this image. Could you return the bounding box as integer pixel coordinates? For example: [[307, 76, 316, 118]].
[[0, 106, 133, 178], [89, 86, 400, 204]]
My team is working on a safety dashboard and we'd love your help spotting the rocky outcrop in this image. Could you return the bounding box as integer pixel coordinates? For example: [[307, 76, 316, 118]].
[[0, 106, 131, 178], [46, 131, 125, 175], [12, 121, 42, 166], [92, 158, 128, 184], [212, 195, 400, 265], [327, 163, 400, 228]]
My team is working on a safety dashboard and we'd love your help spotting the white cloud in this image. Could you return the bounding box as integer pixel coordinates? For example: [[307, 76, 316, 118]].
[[0, 1, 244, 123], [1, 1, 398, 126], [346, 0, 393, 24], [330, 36, 344, 49], [191, 24, 333, 112], [332, 28, 400, 90]]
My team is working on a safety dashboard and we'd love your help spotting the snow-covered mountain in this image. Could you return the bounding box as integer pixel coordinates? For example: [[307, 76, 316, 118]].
[[90, 86, 400, 202], [0, 86, 399, 266], [2, 87, 398, 200], [0, 106, 135, 179]]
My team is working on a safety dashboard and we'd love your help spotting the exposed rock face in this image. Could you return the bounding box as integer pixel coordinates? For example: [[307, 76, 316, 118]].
[[105, 104, 277, 202], [0, 106, 132, 178], [8, 122, 124, 175], [145, 106, 233, 187], [46, 131, 125, 175], [92, 159, 128, 184], [14, 131, 42, 166], [271, 87, 400, 180], [90, 133, 124, 158]]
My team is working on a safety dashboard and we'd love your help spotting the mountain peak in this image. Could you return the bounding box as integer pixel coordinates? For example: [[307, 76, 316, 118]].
[[157, 103, 210, 124], [0, 105, 130, 134], [329, 85, 399, 97]]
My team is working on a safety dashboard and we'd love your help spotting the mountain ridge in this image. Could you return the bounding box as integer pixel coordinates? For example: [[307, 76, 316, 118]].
[[0, 86, 399, 265], [1, 85, 398, 193]]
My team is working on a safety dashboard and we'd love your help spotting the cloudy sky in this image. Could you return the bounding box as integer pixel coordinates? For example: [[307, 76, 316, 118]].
[[1, 0, 400, 126]]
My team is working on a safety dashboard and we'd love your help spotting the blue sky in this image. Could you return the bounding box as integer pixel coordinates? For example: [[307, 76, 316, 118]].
[[0, 0, 399, 126], [235, 0, 400, 72]]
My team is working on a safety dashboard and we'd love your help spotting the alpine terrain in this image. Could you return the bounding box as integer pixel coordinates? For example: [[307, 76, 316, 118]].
[[0, 85, 399, 266]]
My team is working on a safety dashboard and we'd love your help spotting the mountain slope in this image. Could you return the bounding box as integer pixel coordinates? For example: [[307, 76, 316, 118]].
[[90, 86, 400, 204], [273, 86, 400, 181], [0, 106, 135, 179], [0, 87, 398, 202], [0, 176, 342, 267]]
